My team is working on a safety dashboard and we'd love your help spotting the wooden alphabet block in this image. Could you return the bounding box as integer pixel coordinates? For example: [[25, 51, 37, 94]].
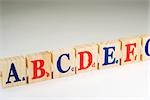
[[75, 43, 98, 74], [0, 56, 27, 88], [0, 59, 3, 87], [140, 34, 150, 61], [98, 40, 121, 69], [119, 36, 141, 65], [51, 48, 76, 78], [26, 51, 52, 84]]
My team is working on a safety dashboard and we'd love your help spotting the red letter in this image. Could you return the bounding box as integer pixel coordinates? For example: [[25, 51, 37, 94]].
[[31, 60, 46, 79], [124, 43, 136, 62], [78, 51, 93, 70]]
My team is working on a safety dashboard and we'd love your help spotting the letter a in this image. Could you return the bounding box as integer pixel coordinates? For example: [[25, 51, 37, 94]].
[[6, 63, 21, 84]]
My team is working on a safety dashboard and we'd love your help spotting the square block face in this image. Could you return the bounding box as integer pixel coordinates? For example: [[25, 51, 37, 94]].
[[98, 40, 121, 69], [0, 57, 27, 88], [140, 34, 150, 61], [119, 37, 141, 65], [75, 44, 98, 74], [52, 48, 76, 78], [26, 51, 52, 84]]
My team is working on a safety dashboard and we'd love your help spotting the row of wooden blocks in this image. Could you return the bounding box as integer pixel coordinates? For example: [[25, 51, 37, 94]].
[[0, 34, 149, 88]]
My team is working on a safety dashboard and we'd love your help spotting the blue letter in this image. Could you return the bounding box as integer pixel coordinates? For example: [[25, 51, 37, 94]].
[[6, 63, 21, 84], [145, 39, 150, 56], [102, 46, 117, 66], [57, 54, 71, 73]]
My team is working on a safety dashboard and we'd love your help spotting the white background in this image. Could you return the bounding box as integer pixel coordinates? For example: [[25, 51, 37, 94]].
[[0, 0, 150, 100]]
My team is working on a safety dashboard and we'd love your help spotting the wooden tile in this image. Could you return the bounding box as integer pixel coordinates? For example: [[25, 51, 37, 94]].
[[26, 51, 52, 84], [119, 36, 141, 65], [0, 56, 27, 88], [51, 48, 76, 78], [75, 43, 98, 74], [98, 40, 121, 69], [140, 34, 150, 61], [0, 59, 3, 87]]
